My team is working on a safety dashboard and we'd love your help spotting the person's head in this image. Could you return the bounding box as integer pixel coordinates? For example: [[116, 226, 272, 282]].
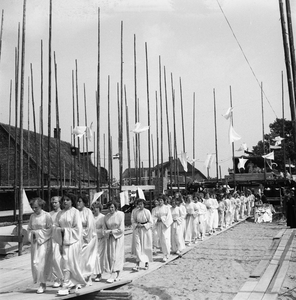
[[157, 195, 165, 206], [136, 198, 146, 210], [185, 195, 192, 203], [77, 195, 88, 211], [154, 198, 159, 207], [61, 194, 75, 210], [92, 202, 103, 216], [204, 193, 209, 199], [171, 198, 177, 208], [30, 197, 46, 215], [51, 196, 62, 211], [107, 201, 119, 214]]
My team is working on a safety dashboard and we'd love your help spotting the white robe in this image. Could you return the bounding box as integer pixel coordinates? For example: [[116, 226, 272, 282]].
[[28, 210, 53, 284], [79, 207, 98, 278], [94, 213, 106, 275], [50, 210, 63, 282], [52, 207, 86, 285], [170, 206, 185, 252], [103, 211, 125, 273], [195, 202, 207, 236], [152, 205, 173, 256], [184, 202, 197, 242], [132, 208, 153, 263]]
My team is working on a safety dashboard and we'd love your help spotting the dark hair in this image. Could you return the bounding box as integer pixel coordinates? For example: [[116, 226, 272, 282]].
[[62, 193, 77, 208], [93, 202, 103, 212], [78, 194, 89, 206], [107, 201, 119, 210], [136, 198, 146, 205], [30, 197, 46, 209]]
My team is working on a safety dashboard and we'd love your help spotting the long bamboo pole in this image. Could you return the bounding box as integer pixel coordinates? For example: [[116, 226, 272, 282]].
[[96, 7, 101, 192], [213, 89, 219, 181], [30, 63, 38, 188], [192, 92, 195, 179], [108, 76, 111, 198], [159, 56, 164, 179], [7, 80, 12, 185], [18, 0, 27, 256], [84, 83, 90, 188], [156, 91, 159, 177], [229, 86, 236, 187], [282, 71, 286, 177], [40, 40, 44, 199], [54, 52, 62, 195], [14, 23, 20, 221], [261, 82, 267, 183], [27, 76, 30, 186], [75, 59, 81, 194], [179, 77, 186, 186], [72, 70, 76, 187], [119, 21, 124, 193], [124, 85, 131, 185], [164, 66, 172, 192], [47, 0, 52, 205], [0, 9, 3, 62], [134, 34, 138, 185]]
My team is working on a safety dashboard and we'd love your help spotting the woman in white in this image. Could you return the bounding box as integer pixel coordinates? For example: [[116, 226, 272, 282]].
[[195, 197, 208, 240], [151, 199, 160, 254], [28, 197, 53, 294], [170, 198, 185, 255], [50, 196, 63, 288], [152, 196, 173, 262], [131, 198, 153, 271], [92, 202, 106, 282], [53, 194, 86, 295], [184, 195, 198, 245], [103, 201, 125, 283], [77, 195, 97, 284]]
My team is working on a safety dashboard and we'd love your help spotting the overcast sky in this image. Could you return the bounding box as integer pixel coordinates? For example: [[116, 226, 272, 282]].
[[0, 0, 295, 179]]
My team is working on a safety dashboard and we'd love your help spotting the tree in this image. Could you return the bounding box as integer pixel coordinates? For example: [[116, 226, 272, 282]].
[[252, 118, 296, 172]]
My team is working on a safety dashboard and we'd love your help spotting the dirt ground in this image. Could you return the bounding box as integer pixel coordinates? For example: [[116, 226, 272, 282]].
[[117, 219, 295, 300]]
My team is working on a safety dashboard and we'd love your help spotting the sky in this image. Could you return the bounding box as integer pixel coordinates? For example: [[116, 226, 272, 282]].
[[0, 0, 295, 180]]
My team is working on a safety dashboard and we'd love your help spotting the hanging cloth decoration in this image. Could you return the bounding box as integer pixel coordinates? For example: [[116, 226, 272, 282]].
[[262, 151, 274, 160], [73, 122, 93, 142], [180, 151, 188, 172], [222, 107, 233, 120], [238, 157, 248, 170], [204, 153, 215, 169], [229, 123, 242, 144], [131, 122, 149, 134]]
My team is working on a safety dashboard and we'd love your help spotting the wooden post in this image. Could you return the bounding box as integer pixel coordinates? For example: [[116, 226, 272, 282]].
[[108, 76, 111, 198], [72, 70, 76, 187], [213, 89, 219, 182], [124, 85, 131, 185], [179, 77, 186, 187], [47, 0, 52, 205], [0, 9, 4, 62], [18, 0, 27, 256], [192, 92, 195, 179], [134, 34, 138, 185], [159, 57, 164, 180], [27, 76, 30, 187], [229, 86, 236, 188], [156, 91, 159, 178], [7, 80, 12, 185], [40, 40, 44, 199], [75, 59, 81, 194], [84, 83, 90, 188]]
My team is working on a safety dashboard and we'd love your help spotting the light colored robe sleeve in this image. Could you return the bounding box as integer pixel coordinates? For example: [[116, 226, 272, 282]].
[[160, 206, 173, 228]]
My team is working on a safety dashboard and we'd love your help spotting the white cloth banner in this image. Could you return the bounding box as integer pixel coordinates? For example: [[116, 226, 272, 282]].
[[120, 191, 129, 208], [132, 122, 150, 134], [204, 153, 215, 169], [73, 123, 93, 142], [238, 157, 248, 170], [180, 151, 188, 172], [91, 191, 104, 206], [137, 187, 146, 200], [229, 123, 242, 144], [262, 151, 274, 160], [23, 189, 33, 214], [223, 107, 233, 120]]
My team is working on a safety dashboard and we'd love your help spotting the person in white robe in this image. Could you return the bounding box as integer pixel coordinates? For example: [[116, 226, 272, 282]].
[[103, 201, 125, 283], [217, 196, 226, 229], [233, 192, 241, 222], [230, 193, 236, 224], [50, 196, 63, 288], [131, 198, 153, 271], [210, 192, 219, 232], [92, 202, 106, 282], [204, 193, 214, 235], [77, 195, 98, 284], [184, 195, 198, 244], [151, 199, 160, 254], [239, 192, 246, 219], [152, 196, 173, 262], [130, 203, 139, 257], [28, 198, 53, 294], [177, 196, 187, 240], [224, 194, 232, 227], [170, 198, 185, 255], [195, 198, 208, 240], [53, 194, 86, 295]]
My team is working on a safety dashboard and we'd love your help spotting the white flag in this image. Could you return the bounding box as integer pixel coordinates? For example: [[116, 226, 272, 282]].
[[223, 107, 233, 120], [137, 187, 146, 200], [23, 189, 33, 214], [238, 158, 248, 169], [204, 153, 215, 169], [91, 191, 104, 205], [120, 191, 129, 208], [229, 124, 241, 144], [132, 122, 150, 134], [262, 151, 274, 160], [180, 151, 188, 172]]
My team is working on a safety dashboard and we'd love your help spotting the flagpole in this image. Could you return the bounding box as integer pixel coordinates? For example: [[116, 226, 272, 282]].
[[72, 70, 76, 187], [156, 91, 159, 179], [192, 92, 195, 179], [75, 59, 81, 194], [97, 7, 101, 192], [7, 80, 12, 185], [229, 86, 236, 188], [108, 76, 111, 198], [261, 82, 267, 183], [84, 83, 90, 188], [27, 76, 30, 187], [213, 89, 219, 182], [282, 71, 286, 178], [124, 85, 131, 185], [159, 56, 164, 181], [134, 34, 138, 185], [40, 40, 44, 199], [179, 77, 186, 187]]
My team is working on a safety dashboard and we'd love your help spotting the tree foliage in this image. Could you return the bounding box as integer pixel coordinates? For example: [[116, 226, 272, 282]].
[[252, 118, 296, 171]]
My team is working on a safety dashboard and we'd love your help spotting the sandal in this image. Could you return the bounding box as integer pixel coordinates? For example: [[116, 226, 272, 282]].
[[144, 263, 149, 270], [132, 266, 139, 272]]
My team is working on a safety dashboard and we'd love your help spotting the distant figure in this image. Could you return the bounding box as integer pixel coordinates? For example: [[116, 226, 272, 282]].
[[247, 162, 254, 173]]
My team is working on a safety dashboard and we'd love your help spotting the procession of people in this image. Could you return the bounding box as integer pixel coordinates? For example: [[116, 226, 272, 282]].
[[27, 188, 261, 295]]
